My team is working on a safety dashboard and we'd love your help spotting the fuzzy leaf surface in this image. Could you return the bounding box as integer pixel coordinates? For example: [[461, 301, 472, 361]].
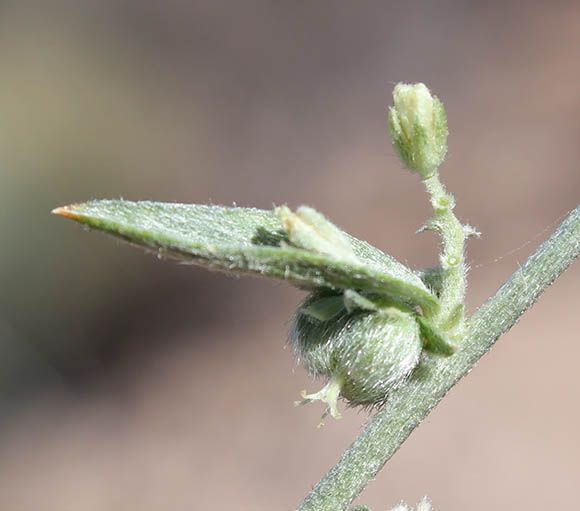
[[54, 200, 437, 310]]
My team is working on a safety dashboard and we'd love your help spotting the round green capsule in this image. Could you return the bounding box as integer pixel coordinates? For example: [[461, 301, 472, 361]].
[[291, 291, 423, 420]]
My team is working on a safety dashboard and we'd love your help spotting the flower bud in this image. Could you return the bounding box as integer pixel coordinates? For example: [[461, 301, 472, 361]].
[[292, 291, 422, 413], [275, 205, 357, 263], [389, 82, 448, 177]]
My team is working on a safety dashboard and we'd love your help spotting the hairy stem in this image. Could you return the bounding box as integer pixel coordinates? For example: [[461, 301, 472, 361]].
[[422, 171, 467, 339], [297, 205, 580, 511]]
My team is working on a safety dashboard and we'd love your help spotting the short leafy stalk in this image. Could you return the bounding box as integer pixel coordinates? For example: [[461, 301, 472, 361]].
[[52, 81, 580, 511], [389, 82, 470, 343]]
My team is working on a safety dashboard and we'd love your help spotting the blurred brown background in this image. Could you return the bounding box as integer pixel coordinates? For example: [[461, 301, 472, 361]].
[[0, 1, 579, 510]]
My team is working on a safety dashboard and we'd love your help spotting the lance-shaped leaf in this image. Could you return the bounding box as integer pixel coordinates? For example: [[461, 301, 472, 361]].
[[53, 200, 437, 312]]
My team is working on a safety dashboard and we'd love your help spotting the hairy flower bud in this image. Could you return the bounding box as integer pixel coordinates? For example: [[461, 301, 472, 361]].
[[275, 205, 357, 263], [292, 291, 422, 417], [389, 82, 448, 177]]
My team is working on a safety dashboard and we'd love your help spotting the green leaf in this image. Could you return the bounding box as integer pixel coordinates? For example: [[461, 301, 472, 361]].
[[416, 315, 456, 356], [53, 200, 437, 311]]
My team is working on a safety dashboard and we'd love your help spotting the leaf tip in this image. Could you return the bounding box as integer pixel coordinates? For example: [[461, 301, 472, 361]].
[[51, 204, 81, 220]]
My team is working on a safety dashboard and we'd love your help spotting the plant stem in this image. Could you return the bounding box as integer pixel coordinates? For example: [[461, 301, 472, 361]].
[[297, 205, 580, 511], [422, 171, 467, 339]]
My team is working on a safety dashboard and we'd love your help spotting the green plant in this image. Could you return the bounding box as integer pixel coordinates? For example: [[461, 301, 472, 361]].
[[53, 83, 580, 510]]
